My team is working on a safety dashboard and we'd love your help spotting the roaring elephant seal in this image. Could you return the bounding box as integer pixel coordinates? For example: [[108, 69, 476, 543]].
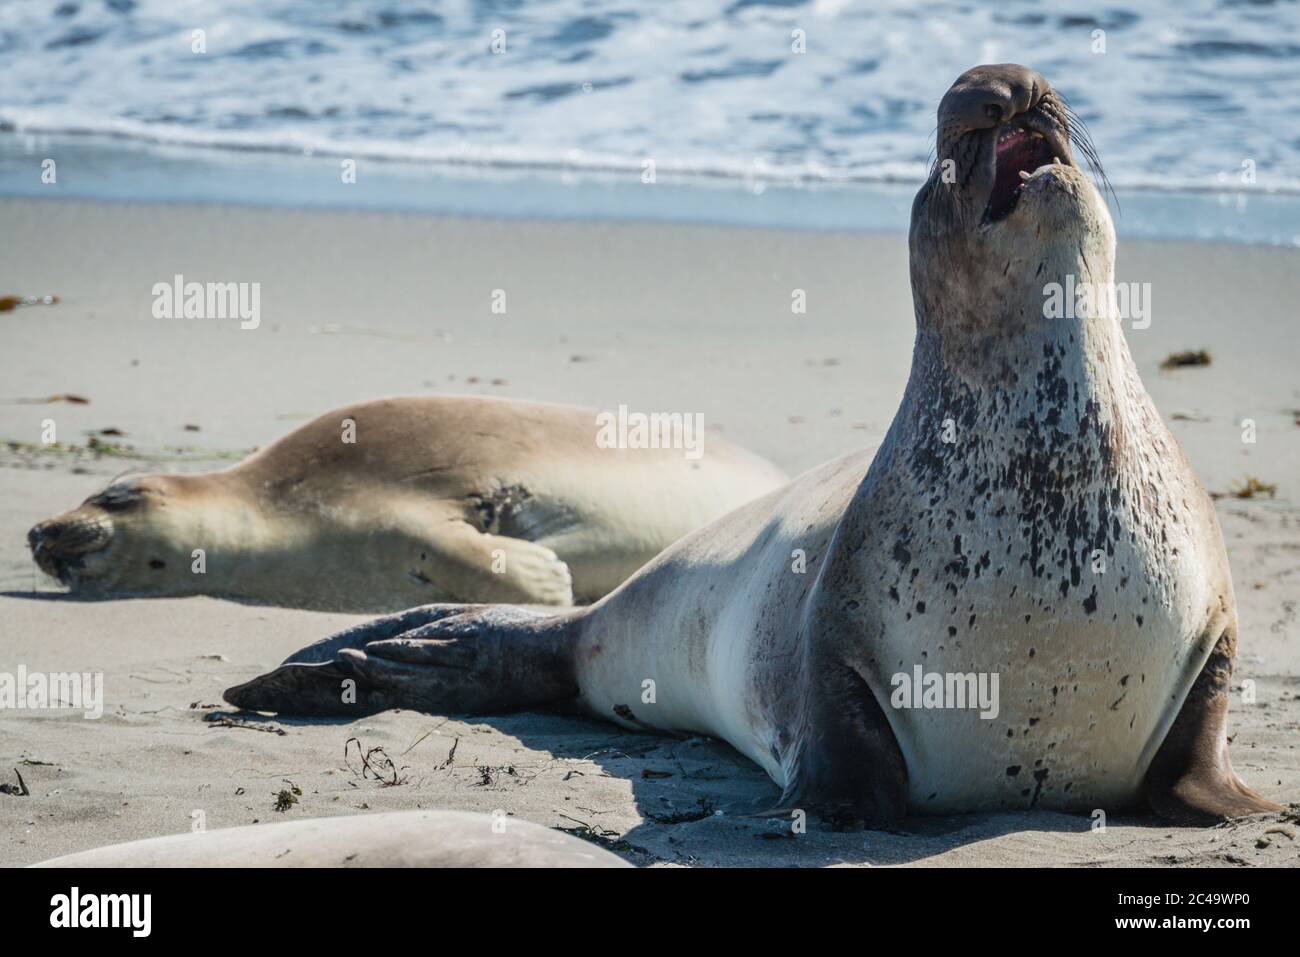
[[30, 810, 630, 868], [226, 65, 1281, 827], [28, 395, 786, 612]]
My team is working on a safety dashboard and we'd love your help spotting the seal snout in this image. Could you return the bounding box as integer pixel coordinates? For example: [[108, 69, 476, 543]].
[[933, 64, 1088, 226], [28, 513, 113, 585], [939, 63, 1050, 137]]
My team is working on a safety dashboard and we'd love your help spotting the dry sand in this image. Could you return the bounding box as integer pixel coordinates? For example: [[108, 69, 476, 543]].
[[1, 196, 1297, 866]]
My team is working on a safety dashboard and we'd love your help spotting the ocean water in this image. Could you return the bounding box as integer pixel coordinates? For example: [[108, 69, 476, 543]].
[[1, 0, 1298, 236]]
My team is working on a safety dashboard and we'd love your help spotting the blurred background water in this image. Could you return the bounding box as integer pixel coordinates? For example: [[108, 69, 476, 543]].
[[1, 0, 1297, 240]]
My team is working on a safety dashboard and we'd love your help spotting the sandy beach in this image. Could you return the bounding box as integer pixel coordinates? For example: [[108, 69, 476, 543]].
[[2, 195, 1297, 867]]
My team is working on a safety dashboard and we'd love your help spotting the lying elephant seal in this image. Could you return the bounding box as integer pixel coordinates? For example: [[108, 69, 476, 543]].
[[30, 809, 630, 868], [28, 395, 785, 612], [226, 65, 1281, 826]]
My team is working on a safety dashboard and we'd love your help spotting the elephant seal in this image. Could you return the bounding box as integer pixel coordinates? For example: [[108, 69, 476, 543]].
[[30, 810, 630, 868], [28, 395, 785, 612], [226, 65, 1281, 826]]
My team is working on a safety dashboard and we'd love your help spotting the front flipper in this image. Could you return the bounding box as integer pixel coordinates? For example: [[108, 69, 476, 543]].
[[773, 661, 908, 831], [1144, 627, 1282, 824], [415, 519, 574, 606], [225, 604, 580, 717]]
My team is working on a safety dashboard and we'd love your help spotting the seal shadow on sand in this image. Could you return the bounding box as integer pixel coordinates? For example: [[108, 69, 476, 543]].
[[1, 590, 90, 602], [1, 589, 309, 608], [216, 704, 1123, 867]]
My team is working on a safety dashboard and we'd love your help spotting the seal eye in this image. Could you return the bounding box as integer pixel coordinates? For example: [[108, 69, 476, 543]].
[[984, 104, 1003, 122], [88, 483, 147, 513], [149, 559, 166, 570]]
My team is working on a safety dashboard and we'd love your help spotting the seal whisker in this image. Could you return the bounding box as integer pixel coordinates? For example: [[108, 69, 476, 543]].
[[1058, 95, 1117, 212]]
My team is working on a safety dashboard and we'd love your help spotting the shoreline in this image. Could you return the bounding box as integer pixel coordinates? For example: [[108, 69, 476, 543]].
[[3, 134, 1300, 244]]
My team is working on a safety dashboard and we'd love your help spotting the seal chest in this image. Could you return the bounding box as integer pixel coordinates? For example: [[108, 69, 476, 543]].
[[870, 506, 1216, 812], [861, 287, 1219, 812]]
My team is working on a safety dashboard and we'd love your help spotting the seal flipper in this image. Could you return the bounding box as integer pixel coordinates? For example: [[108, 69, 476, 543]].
[[225, 605, 580, 717], [412, 516, 574, 606], [282, 604, 475, 665], [223, 659, 396, 717], [773, 663, 909, 830], [1143, 627, 1282, 823]]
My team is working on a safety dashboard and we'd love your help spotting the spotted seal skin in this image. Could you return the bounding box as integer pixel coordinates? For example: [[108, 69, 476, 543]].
[[227, 65, 1281, 828]]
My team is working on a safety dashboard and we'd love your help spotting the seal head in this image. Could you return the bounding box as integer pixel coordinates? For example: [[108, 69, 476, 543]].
[[28, 476, 207, 597], [910, 64, 1114, 360]]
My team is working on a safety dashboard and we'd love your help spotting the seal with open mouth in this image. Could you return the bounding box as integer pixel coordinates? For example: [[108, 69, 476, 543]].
[[226, 65, 1281, 826]]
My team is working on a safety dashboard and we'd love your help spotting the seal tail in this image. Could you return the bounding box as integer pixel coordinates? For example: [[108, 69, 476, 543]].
[[224, 603, 581, 717]]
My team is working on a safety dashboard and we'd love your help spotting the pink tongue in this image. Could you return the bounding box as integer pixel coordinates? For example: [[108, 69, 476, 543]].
[[996, 128, 1028, 157]]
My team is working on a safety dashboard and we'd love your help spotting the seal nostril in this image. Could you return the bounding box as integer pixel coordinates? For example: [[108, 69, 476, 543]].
[[985, 104, 1003, 123]]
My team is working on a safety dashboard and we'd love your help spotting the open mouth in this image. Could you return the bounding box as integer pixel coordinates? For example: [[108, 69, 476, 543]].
[[984, 125, 1056, 223]]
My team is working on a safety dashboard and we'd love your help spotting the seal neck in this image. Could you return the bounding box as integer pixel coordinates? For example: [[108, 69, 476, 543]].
[[898, 297, 1143, 481], [157, 473, 279, 580], [907, 228, 1139, 421], [914, 305, 1134, 389]]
